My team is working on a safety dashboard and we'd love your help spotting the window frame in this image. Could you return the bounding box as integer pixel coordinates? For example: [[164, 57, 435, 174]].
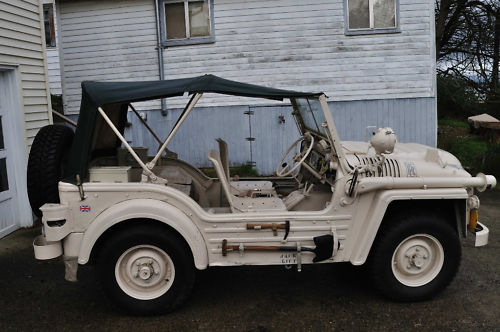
[[42, 3, 56, 48], [160, 0, 215, 47], [344, 0, 400, 36]]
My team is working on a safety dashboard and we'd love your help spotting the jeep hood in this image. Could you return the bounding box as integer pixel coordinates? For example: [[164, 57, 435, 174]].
[[341, 141, 471, 178]]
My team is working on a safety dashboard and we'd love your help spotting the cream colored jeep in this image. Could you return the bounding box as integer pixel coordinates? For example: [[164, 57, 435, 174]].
[[29, 75, 496, 314]]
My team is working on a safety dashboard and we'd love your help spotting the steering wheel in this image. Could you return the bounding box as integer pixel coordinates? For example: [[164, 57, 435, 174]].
[[276, 133, 315, 177]]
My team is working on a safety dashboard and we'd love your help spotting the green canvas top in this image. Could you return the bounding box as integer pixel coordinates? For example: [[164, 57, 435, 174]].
[[64, 74, 323, 181]]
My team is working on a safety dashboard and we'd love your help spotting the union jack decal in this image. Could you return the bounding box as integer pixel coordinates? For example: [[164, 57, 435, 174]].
[[80, 205, 91, 213]]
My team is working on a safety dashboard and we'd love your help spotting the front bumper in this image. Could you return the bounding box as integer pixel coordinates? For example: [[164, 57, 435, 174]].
[[473, 222, 489, 247]]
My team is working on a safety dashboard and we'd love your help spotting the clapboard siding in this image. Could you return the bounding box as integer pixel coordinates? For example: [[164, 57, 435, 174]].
[[58, 0, 435, 114], [161, 0, 434, 108], [0, 0, 52, 150], [59, 0, 159, 113]]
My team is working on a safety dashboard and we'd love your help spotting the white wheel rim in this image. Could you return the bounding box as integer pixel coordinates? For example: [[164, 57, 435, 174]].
[[391, 234, 444, 287], [115, 245, 175, 300]]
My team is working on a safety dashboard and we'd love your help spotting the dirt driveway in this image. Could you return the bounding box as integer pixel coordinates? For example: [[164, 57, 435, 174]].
[[0, 192, 498, 331]]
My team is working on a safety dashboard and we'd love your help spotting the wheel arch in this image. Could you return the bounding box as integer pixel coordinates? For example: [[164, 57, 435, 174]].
[[77, 199, 209, 270], [349, 189, 467, 266]]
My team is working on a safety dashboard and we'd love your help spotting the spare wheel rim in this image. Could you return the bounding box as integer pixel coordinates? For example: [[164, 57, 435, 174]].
[[115, 245, 175, 300], [391, 234, 444, 287]]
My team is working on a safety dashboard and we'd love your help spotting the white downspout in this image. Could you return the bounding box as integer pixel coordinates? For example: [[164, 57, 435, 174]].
[[154, 0, 167, 112]]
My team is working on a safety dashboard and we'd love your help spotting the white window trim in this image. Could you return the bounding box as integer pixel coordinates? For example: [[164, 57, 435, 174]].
[[344, 0, 401, 36], [160, 0, 215, 47]]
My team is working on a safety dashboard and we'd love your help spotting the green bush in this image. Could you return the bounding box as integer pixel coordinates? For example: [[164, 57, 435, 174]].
[[437, 76, 483, 119], [439, 137, 488, 173]]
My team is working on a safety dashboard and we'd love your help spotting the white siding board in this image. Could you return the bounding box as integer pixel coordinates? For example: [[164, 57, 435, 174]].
[[9, 0, 39, 13], [23, 104, 51, 114], [0, 28, 41, 44], [1, 2, 40, 21], [19, 64, 46, 74], [0, 0, 52, 153], [0, 10, 40, 29], [0, 22, 41, 38], [20, 72, 46, 81], [0, 36, 43, 52]]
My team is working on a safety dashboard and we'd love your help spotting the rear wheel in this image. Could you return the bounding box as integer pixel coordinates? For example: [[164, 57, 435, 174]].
[[369, 214, 461, 301], [97, 225, 195, 315]]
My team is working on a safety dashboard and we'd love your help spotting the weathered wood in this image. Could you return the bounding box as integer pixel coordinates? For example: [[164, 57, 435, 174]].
[[58, 0, 436, 114]]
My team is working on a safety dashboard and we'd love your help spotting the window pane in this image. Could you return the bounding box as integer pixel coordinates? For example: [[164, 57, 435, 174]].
[[374, 0, 396, 28], [43, 4, 56, 47], [0, 158, 8, 192], [189, 1, 210, 37], [0, 116, 4, 150], [165, 2, 186, 39], [348, 0, 370, 29]]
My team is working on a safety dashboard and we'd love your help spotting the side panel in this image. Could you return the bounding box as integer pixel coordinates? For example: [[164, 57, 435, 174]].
[[346, 188, 468, 265], [77, 199, 209, 269]]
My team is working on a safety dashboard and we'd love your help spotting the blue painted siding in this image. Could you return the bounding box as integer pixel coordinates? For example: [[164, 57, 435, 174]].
[[121, 96, 436, 175], [331, 97, 436, 146]]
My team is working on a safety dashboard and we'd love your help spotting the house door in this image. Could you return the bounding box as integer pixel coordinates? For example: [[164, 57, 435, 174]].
[[0, 68, 32, 238]]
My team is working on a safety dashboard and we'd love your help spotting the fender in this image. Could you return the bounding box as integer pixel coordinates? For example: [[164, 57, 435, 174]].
[[348, 188, 468, 265], [77, 199, 209, 269]]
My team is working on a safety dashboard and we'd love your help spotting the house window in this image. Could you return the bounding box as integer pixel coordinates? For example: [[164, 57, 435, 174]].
[[161, 0, 215, 46], [345, 0, 399, 35], [43, 3, 56, 48]]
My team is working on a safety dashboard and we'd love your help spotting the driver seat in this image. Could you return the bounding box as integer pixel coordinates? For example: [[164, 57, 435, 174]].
[[208, 150, 286, 213], [216, 138, 274, 193]]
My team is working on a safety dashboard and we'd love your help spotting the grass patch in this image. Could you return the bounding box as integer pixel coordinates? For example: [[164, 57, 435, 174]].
[[438, 119, 470, 129]]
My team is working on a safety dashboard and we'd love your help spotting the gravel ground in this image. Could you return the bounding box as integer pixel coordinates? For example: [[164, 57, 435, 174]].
[[0, 191, 498, 331]]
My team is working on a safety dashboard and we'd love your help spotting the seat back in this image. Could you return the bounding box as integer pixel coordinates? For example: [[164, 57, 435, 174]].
[[216, 138, 230, 180], [208, 150, 234, 212]]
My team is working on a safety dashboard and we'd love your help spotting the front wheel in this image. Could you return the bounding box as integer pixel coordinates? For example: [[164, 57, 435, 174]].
[[369, 214, 461, 301], [97, 225, 195, 315]]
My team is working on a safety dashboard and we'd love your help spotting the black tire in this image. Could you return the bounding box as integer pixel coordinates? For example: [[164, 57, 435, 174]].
[[97, 225, 196, 315], [27, 125, 74, 217], [368, 214, 461, 301]]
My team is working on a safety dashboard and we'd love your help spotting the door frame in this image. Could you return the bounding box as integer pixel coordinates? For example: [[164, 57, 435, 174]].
[[0, 65, 33, 237]]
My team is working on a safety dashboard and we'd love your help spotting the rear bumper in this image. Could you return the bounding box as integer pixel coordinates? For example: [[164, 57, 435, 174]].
[[33, 235, 62, 260], [33, 232, 83, 281], [473, 222, 489, 247]]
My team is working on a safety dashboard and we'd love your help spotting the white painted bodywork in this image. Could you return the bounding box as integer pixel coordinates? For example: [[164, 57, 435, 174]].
[[38, 178, 479, 269]]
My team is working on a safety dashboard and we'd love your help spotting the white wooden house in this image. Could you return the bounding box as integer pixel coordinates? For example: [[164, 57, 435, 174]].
[[0, 0, 53, 237], [49, 0, 437, 174]]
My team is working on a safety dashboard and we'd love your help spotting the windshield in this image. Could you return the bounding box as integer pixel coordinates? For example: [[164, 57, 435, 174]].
[[293, 98, 327, 136]]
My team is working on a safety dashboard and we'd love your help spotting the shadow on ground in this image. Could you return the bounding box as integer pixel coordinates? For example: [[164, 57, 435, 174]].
[[0, 192, 498, 331]]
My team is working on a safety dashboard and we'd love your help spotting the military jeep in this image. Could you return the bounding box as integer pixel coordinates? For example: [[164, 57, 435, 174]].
[[29, 75, 496, 314]]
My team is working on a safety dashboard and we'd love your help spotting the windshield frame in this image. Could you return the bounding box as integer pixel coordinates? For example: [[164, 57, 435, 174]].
[[290, 97, 328, 139]]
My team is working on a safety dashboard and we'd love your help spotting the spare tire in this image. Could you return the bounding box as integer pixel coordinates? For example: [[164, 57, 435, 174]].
[[27, 124, 74, 217]]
